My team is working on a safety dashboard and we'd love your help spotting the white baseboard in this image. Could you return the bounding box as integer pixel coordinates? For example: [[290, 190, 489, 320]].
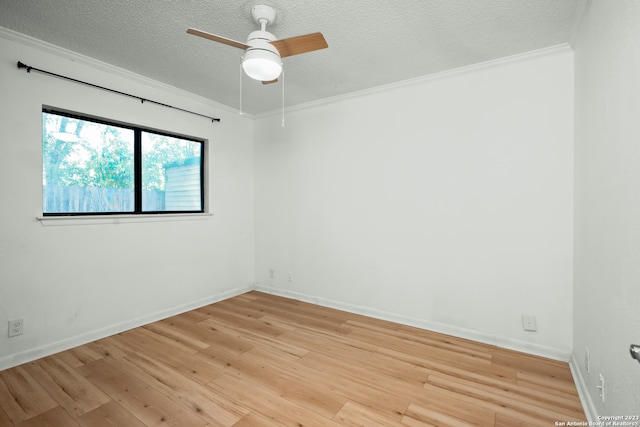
[[255, 285, 572, 362], [569, 353, 599, 422], [1, 283, 574, 373], [0, 284, 253, 371]]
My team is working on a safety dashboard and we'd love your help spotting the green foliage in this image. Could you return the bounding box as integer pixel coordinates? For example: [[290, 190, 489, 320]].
[[91, 125, 134, 189], [42, 115, 76, 187], [43, 112, 134, 189], [42, 112, 201, 191]]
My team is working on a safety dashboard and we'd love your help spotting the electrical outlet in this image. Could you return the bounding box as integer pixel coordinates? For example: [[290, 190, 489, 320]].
[[522, 314, 537, 331], [8, 318, 24, 337], [288, 271, 293, 282], [584, 347, 590, 373], [269, 269, 275, 279], [597, 374, 605, 402]]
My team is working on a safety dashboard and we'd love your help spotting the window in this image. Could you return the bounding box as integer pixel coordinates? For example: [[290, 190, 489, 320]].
[[42, 109, 204, 215]]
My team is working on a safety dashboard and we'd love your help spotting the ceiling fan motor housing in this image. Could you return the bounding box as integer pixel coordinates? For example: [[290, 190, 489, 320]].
[[187, 4, 326, 83], [242, 30, 283, 81]]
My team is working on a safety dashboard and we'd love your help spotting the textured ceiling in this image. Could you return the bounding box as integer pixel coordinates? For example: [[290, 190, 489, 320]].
[[0, 0, 583, 114]]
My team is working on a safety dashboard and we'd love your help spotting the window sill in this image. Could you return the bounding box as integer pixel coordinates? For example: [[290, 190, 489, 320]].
[[36, 213, 213, 226]]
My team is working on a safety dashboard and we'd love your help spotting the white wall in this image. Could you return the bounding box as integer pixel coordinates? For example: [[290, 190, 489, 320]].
[[254, 47, 574, 359], [0, 33, 255, 369], [573, 0, 640, 418]]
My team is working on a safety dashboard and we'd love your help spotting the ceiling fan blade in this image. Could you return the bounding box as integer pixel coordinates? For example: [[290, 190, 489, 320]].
[[270, 32, 328, 58], [262, 79, 278, 85], [187, 28, 249, 50]]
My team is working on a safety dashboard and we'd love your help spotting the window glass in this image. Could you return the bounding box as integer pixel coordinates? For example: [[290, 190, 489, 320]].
[[42, 110, 204, 215], [42, 111, 135, 213], [141, 132, 203, 212]]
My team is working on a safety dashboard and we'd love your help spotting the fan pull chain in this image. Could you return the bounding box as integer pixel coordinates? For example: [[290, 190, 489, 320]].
[[281, 68, 285, 127], [239, 60, 244, 116]]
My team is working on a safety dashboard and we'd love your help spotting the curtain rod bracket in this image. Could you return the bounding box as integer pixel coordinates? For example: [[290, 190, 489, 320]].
[[17, 61, 32, 73], [16, 60, 221, 124]]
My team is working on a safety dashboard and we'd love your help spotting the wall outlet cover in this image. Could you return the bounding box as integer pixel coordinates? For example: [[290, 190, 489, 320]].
[[522, 314, 537, 332], [8, 318, 24, 337]]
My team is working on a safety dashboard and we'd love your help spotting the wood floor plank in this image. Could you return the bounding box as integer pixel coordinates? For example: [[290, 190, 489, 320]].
[[253, 304, 354, 336], [298, 350, 425, 403], [15, 406, 80, 427], [0, 405, 12, 426], [22, 356, 110, 418], [143, 320, 211, 352], [230, 412, 283, 427], [200, 342, 344, 420], [199, 317, 307, 358], [108, 348, 247, 426], [491, 351, 573, 381], [81, 358, 209, 427], [365, 331, 493, 372], [400, 418, 438, 427], [332, 401, 406, 426], [0, 366, 59, 425], [494, 408, 561, 426], [350, 320, 494, 364], [362, 350, 433, 383], [426, 372, 584, 422], [108, 328, 225, 385], [231, 351, 347, 419], [76, 401, 146, 427], [83, 336, 129, 360], [242, 342, 302, 365], [198, 305, 287, 339], [420, 383, 497, 425], [0, 291, 585, 426], [375, 346, 512, 386], [241, 292, 357, 324], [376, 347, 518, 400], [277, 328, 377, 361], [401, 402, 484, 427], [209, 373, 343, 427], [194, 344, 241, 372], [124, 326, 200, 356], [516, 370, 581, 397], [193, 320, 257, 355], [54, 346, 103, 369], [398, 323, 502, 354], [204, 297, 269, 319], [291, 354, 411, 421]]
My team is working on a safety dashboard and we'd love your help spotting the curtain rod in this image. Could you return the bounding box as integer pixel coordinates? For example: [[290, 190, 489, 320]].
[[17, 61, 221, 123]]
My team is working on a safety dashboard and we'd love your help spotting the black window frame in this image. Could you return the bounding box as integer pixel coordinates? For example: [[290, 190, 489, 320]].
[[42, 108, 205, 217]]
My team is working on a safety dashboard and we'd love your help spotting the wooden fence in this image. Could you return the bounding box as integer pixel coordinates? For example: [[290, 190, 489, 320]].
[[43, 186, 164, 213]]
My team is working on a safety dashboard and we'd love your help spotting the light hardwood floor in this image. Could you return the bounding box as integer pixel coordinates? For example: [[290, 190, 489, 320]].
[[0, 291, 585, 426]]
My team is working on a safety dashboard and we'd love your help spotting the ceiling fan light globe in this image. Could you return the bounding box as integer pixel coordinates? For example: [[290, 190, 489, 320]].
[[242, 49, 282, 81]]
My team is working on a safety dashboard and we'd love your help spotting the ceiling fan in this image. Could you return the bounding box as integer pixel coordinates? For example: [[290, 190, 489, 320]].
[[187, 5, 328, 84]]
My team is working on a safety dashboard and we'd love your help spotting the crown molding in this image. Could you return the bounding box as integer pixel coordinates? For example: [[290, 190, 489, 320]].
[[1, 25, 571, 123], [0, 26, 248, 118], [254, 43, 572, 120]]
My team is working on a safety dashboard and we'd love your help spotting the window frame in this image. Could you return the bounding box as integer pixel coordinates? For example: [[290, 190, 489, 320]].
[[42, 107, 206, 217]]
